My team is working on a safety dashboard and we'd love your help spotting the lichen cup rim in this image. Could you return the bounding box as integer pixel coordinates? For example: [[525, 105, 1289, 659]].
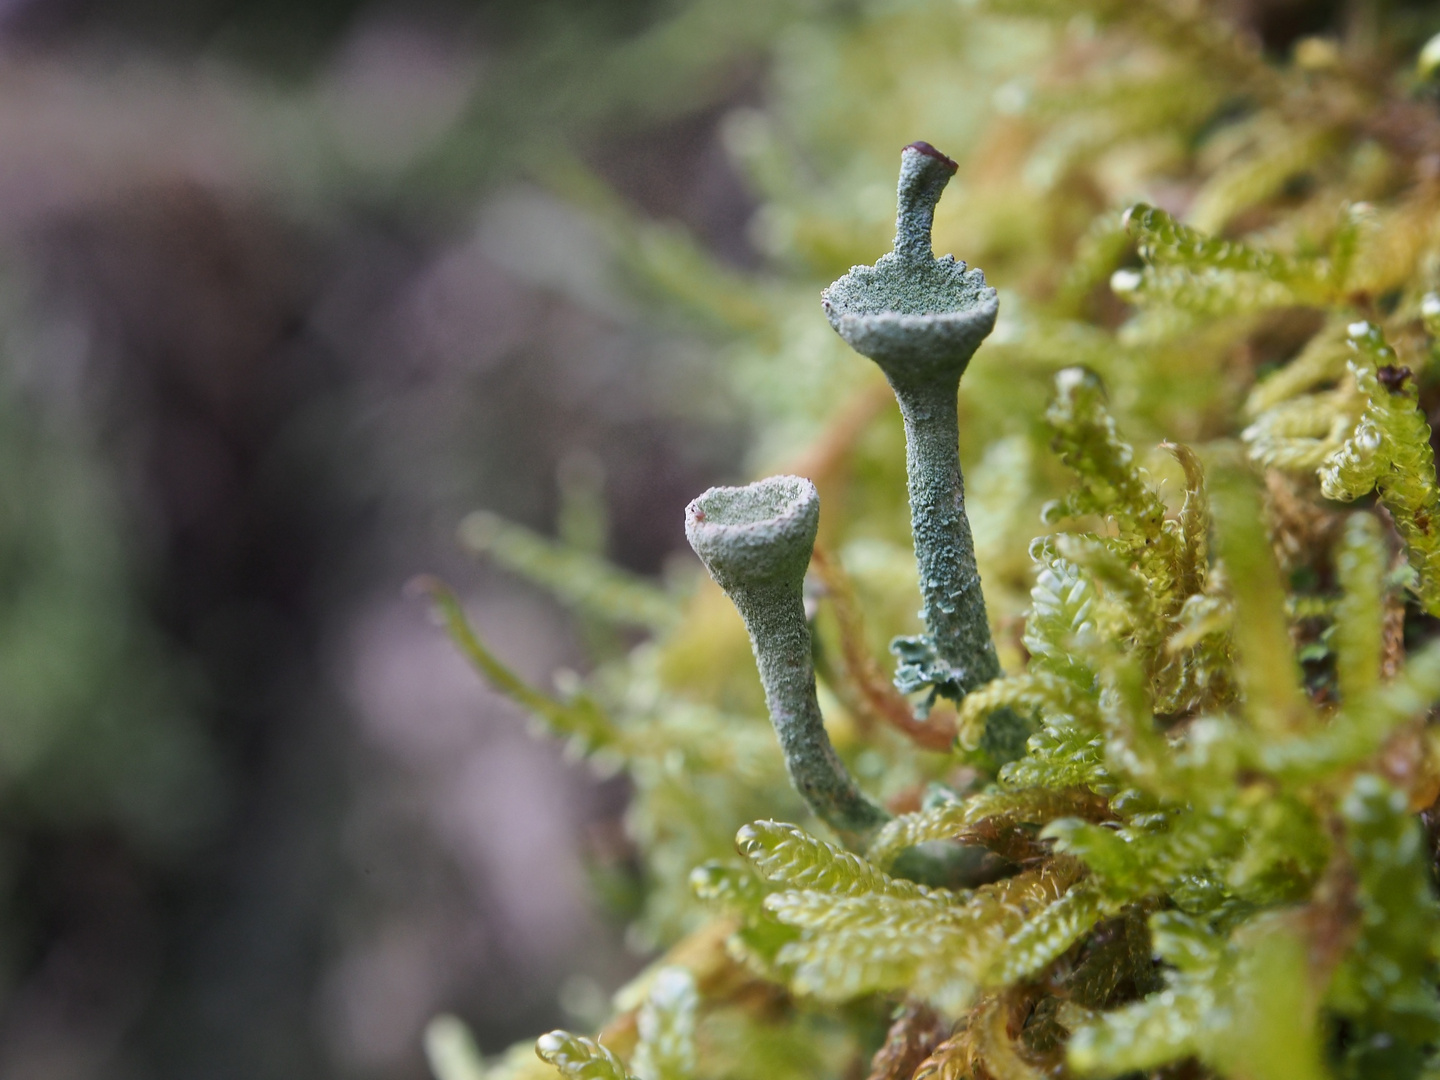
[[822, 282, 999, 382], [684, 475, 820, 590], [820, 142, 999, 383]]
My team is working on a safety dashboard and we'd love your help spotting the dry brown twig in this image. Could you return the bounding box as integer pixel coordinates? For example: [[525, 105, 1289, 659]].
[[810, 544, 957, 751]]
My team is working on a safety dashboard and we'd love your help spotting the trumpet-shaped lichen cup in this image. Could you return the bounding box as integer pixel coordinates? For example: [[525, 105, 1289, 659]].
[[685, 476, 889, 840], [822, 142, 998, 391]]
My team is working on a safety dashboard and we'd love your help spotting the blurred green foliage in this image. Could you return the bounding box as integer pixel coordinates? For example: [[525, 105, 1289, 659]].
[[0, 316, 219, 851], [432, 1, 1440, 1078]]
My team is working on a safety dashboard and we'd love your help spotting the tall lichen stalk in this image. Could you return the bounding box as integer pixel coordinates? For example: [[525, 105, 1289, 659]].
[[426, 5, 1440, 1080], [823, 142, 1002, 703]]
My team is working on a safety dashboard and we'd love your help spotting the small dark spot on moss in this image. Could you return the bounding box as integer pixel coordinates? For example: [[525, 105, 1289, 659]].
[[1378, 365, 1413, 393]]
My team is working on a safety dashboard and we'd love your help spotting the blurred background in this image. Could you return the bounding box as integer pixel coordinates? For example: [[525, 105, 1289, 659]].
[[0, 0, 1428, 1077], [0, 1, 765, 1077]]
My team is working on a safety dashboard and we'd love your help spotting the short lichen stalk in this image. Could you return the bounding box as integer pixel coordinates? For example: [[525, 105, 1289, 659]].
[[684, 476, 890, 840], [823, 143, 1002, 700]]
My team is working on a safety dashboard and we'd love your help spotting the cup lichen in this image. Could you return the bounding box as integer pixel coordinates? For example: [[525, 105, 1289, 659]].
[[823, 142, 1001, 702], [684, 476, 889, 840]]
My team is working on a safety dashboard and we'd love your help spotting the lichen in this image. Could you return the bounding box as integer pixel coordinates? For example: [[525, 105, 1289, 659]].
[[685, 477, 890, 840], [823, 144, 1002, 705]]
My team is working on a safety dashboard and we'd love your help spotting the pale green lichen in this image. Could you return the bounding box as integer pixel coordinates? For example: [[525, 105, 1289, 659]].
[[684, 476, 889, 840], [822, 143, 1001, 702]]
